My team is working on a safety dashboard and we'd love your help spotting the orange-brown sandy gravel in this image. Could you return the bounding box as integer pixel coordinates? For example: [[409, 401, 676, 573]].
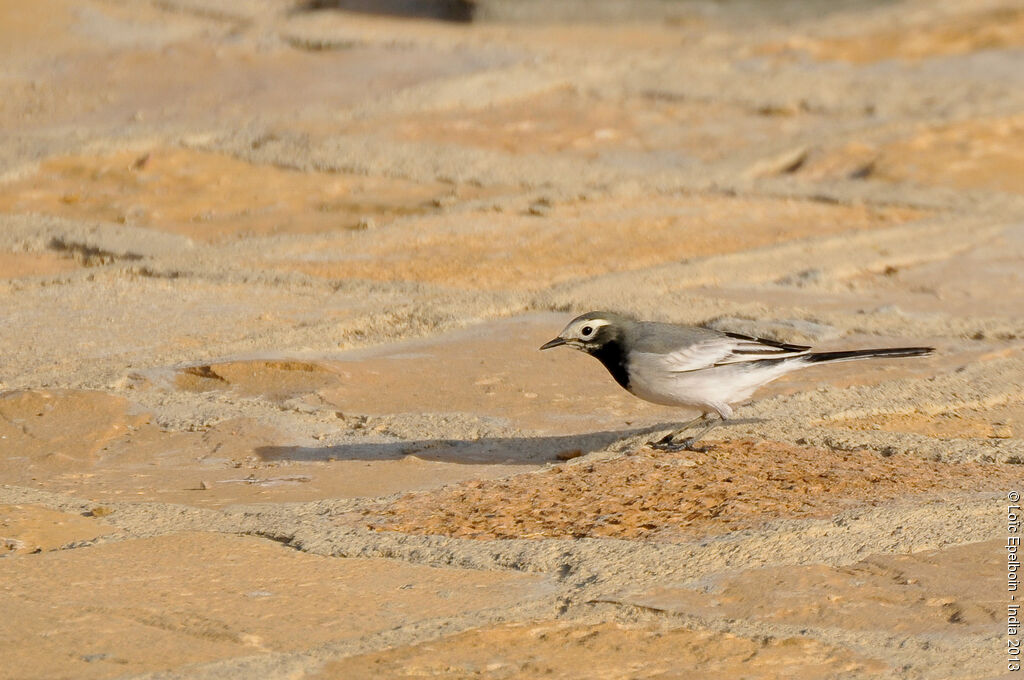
[[368, 439, 1019, 542]]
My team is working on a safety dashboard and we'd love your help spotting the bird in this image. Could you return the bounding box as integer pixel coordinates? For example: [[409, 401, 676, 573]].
[[539, 311, 933, 451]]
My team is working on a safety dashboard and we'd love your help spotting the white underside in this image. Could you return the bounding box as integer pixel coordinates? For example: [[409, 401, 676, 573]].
[[626, 351, 807, 419]]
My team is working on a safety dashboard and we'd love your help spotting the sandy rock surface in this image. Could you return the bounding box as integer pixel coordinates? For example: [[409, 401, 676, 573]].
[[1, 0, 1022, 678]]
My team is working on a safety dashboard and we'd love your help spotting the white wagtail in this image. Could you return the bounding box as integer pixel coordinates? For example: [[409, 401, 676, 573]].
[[540, 311, 933, 451]]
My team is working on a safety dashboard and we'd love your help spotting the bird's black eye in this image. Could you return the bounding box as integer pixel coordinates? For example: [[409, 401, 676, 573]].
[[581, 326, 593, 336]]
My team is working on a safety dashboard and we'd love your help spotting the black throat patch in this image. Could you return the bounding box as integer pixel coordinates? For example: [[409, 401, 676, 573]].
[[589, 340, 630, 390]]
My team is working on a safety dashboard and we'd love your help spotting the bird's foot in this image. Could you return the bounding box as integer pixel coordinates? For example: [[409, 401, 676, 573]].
[[647, 434, 679, 451], [647, 434, 713, 453], [676, 437, 713, 453]]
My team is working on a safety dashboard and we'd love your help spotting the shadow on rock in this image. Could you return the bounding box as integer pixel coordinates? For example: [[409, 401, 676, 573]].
[[255, 424, 676, 465]]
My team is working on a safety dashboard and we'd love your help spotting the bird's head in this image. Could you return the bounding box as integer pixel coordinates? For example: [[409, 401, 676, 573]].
[[539, 311, 626, 355]]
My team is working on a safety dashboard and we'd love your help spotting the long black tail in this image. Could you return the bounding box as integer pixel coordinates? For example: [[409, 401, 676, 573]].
[[804, 347, 934, 364]]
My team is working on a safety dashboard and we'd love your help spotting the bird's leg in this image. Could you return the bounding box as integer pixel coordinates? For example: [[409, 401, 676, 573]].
[[671, 417, 722, 453], [649, 414, 711, 451]]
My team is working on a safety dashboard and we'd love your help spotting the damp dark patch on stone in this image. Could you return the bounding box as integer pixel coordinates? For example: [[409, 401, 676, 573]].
[[298, 0, 475, 22]]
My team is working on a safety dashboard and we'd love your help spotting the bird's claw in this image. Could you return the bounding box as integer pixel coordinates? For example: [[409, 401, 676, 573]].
[[677, 437, 713, 453], [646, 434, 678, 451], [647, 435, 713, 453]]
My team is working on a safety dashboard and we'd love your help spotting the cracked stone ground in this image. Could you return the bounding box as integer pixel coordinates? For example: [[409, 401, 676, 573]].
[[1, 0, 1022, 678]]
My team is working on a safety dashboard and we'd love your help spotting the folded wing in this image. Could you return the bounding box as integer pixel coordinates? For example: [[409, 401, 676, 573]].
[[656, 331, 811, 373]]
